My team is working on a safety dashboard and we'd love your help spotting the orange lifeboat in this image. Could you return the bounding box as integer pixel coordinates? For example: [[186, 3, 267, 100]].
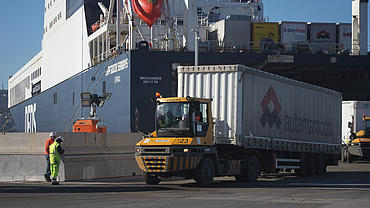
[[91, 22, 100, 33], [132, 0, 164, 28]]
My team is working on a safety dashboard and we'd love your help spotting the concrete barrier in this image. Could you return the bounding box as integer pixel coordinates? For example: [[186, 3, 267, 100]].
[[0, 132, 143, 182]]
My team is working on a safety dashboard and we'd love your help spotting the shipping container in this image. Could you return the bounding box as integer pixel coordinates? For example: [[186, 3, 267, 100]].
[[342, 101, 370, 142], [337, 23, 352, 52], [208, 16, 252, 50], [178, 65, 342, 147], [279, 21, 307, 49], [308, 22, 337, 54], [252, 22, 280, 49]]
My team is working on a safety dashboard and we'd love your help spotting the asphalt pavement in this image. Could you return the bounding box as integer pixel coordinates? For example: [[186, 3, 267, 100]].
[[1, 161, 369, 208]]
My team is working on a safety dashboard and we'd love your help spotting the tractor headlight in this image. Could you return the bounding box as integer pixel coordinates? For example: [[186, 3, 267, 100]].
[[135, 147, 141, 153]]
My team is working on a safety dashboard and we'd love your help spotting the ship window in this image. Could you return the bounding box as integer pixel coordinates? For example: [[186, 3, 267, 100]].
[[54, 93, 57, 104], [72, 92, 75, 106], [32, 81, 41, 97], [177, 20, 184, 26]]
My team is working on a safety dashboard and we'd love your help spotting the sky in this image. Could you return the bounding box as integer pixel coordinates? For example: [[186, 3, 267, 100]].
[[0, 0, 367, 90]]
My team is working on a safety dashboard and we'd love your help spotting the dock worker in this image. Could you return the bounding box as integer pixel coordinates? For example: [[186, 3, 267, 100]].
[[49, 136, 65, 185], [44, 132, 56, 182]]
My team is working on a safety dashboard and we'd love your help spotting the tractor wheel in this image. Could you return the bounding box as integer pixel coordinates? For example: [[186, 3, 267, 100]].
[[144, 172, 161, 185]]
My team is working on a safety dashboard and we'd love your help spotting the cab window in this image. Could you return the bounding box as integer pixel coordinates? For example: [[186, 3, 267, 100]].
[[195, 103, 209, 137]]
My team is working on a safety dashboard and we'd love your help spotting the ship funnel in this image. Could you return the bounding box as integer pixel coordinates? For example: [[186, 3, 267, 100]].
[[352, 0, 368, 55]]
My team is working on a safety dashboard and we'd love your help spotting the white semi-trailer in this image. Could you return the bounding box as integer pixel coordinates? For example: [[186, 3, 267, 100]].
[[135, 65, 342, 185]]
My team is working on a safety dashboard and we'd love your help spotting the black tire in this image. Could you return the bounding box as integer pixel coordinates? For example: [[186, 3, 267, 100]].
[[246, 155, 261, 182], [295, 154, 309, 177], [341, 147, 348, 163], [309, 154, 318, 176], [234, 161, 248, 182], [317, 154, 327, 175], [144, 172, 161, 185], [195, 157, 215, 186], [235, 155, 261, 182], [347, 150, 354, 163]]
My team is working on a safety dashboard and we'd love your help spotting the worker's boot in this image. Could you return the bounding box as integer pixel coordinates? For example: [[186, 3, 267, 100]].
[[51, 178, 59, 185], [44, 174, 51, 182]]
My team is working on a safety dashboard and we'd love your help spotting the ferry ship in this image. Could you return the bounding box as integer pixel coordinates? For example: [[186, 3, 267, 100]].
[[7, 0, 370, 133]]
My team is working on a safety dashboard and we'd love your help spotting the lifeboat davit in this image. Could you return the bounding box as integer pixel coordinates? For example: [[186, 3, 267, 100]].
[[132, 0, 164, 28]]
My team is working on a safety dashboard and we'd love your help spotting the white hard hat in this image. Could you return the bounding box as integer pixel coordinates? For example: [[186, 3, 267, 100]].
[[50, 132, 56, 137], [56, 136, 64, 143]]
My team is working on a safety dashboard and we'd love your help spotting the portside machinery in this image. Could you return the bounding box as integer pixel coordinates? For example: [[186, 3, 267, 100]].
[[135, 65, 342, 185], [342, 101, 370, 162]]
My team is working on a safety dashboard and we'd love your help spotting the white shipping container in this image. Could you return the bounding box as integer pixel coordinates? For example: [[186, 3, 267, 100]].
[[342, 101, 370, 143], [209, 17, 251, 49], [280, 21, 307, 47], [337, 23, 352, 51], [308, 23, 337, 43], [178, 65, 342, 147], [308, 23, 337, 53]]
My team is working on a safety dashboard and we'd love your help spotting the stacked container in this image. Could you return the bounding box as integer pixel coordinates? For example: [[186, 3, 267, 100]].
[[279, 21, 307, 50], [252, 22, 280, 49], [337, 23, 352, 52], [308, 22, 337, 54], [208, 15, 252, 50]]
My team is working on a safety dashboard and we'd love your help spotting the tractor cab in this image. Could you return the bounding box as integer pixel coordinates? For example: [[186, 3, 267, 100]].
[[357, 115, 370, 138], [154, 96, 211, 139]]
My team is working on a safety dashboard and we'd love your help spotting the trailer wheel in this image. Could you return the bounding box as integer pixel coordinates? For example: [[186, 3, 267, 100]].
[[317, 154, 327, 175], [341, 147, 348, 163], [309, 154, 318, 175], [347, 150, 354, 163], [295, 154, 309, 177], [247, 155, 261, 182], [144, 173, 161, 185], [195, 157, 215, 186], [234, 161, 248, 182]]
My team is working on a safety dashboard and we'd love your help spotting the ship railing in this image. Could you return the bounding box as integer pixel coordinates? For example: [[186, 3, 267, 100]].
[[91, 45, 125, 67], [90, 39, 353, 59], [197, 40, 352, 55]]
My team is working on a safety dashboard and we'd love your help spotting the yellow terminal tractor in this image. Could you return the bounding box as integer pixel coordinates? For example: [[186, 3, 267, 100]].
[[135, 95, 223, 185], [342, 114, 370, 163]]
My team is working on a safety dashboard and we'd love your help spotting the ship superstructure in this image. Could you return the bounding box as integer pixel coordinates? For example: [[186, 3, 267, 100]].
[[9, 0, 264, 109]]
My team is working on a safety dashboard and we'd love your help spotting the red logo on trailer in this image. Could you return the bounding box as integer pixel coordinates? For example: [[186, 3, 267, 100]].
[[317, 30, 331, 39], [260, 86, 282, 128]]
